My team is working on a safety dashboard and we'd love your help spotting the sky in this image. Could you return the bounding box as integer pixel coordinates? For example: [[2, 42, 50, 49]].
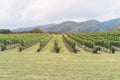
[[0, 0, 120, 29]]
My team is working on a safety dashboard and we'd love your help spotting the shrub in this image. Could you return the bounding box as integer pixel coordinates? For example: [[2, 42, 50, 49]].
[[19, 46, 23, 52], [37, 48, 41, 52], [1, 45, 6, 51], [54, 40, 61, 53], [111, 47, 116, 54], [93, 47, 101, 53]]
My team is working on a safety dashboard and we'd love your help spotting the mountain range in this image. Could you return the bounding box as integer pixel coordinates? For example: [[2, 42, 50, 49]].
[[12, 18, 120, 32]]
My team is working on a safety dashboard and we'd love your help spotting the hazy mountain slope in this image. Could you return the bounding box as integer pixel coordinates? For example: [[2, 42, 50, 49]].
[[77, 20, 103, 32], [45, 20, 103, 32], [102, 18, 120, 30], [12, 18, 120, 33], [46, 18, 120, 32], [110, 23, 120, 31], [45, 21, 79, 32], [12, 24, 55, 32], [35, 24, 55, 31]]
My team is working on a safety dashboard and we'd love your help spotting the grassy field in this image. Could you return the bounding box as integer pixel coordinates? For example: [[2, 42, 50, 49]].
[[0, 35, 120, 80]]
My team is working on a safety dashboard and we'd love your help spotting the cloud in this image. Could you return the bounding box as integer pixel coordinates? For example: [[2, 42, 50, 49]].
[[0, 0, 120, 29]]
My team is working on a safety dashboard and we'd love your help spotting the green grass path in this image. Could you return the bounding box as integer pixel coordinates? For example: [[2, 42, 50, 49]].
[[41, 34, 69, 54], [55, 35, 70, 54], [41, 35, 57, 53]]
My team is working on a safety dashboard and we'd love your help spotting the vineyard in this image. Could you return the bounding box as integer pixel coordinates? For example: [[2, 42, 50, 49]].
[[0, 33, 52, 52], [0, 31, 120, 54], [66, 31, 120, 53], [1, 32, 120, 80]]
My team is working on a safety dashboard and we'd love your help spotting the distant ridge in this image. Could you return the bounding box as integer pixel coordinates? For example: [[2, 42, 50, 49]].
[[45, 20, 103, 32], [12, 18, 120, 32], [13, 24, 55, 32], [102, 18, 120, 30]]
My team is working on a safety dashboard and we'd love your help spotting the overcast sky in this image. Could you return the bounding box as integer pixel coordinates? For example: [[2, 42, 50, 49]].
[[0, 0, 120, 29]]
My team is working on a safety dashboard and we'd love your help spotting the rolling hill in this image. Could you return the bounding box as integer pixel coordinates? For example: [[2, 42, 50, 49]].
[[0, 29, 12, 34]]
